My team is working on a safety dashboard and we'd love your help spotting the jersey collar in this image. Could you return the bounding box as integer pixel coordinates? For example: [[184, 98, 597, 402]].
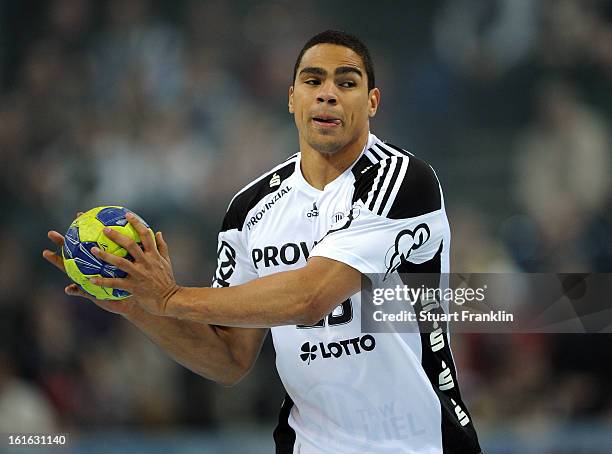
[[294, 132, 376, 196]]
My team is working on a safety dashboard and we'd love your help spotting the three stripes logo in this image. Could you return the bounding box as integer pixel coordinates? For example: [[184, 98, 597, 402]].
[[361, 143, 411, 218]]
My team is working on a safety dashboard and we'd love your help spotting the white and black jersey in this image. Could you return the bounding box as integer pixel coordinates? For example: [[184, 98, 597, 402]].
[[212, 133, 481, 453]]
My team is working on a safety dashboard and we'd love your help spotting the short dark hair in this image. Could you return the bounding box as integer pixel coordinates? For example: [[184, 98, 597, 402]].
[[292, 30, 376, 92]]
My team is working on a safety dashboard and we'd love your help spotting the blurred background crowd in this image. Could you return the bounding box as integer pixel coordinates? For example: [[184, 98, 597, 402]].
[[1, 0, 611, 451]]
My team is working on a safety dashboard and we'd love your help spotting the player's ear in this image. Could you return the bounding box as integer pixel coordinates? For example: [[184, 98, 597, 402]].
[[368, 88, 380, 118], [288, 86, 294, 114]]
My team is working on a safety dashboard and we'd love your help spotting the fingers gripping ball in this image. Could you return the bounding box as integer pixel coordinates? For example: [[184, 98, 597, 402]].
[[62, 206, 152, 300]]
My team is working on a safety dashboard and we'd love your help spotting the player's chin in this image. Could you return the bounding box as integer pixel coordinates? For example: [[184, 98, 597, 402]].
[[307, 135, 346, 155], [315, 142, 344, 155]]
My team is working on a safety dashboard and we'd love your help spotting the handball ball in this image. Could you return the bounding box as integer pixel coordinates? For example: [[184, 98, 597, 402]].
[[62, 206, 152, 300]]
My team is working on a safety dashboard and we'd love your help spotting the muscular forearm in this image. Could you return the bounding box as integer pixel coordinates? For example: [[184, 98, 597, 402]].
[[166, 272, 312, 327], [124, 304, 251, 386], [164, 258, 360, 328]]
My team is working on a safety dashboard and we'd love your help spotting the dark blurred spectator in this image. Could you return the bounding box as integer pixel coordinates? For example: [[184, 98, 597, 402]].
[[434, 0, 537, 79], [0, 351, 58, 433], [90, 0, 185, 109], [514, 79, 610, 270], [450, 206, 516, 272]]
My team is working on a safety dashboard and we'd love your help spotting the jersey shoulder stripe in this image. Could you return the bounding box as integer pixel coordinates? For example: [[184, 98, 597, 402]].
[[380, 141, 414, 157], [352, 141, 442, 219], [387, 153, 442, 219], [221, 155, 297, 232]]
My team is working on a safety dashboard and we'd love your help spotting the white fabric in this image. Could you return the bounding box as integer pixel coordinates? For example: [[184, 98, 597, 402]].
[[212, 133, 469, 453]]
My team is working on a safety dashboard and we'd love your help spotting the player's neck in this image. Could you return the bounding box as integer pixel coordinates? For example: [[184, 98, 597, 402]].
[[299, 130, 368, 190]]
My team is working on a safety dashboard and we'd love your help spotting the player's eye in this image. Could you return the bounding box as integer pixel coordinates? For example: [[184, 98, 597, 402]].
[[305, 79, 321, 85], [339, 80, 356, 88]]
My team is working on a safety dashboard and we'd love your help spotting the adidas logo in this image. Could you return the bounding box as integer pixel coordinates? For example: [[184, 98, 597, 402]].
[[306, 202, 319, 218], [269, 173, 281, 187], [361, 165, 372, 174]]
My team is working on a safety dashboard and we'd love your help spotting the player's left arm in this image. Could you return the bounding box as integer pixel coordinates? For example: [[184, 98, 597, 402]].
[[89, 213, 359, 327]]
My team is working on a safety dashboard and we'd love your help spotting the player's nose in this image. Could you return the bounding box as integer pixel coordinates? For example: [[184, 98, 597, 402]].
[[316, 82, 337, 104], [316, 94, 337, 104]]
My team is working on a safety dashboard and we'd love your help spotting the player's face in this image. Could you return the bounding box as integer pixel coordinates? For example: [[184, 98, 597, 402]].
[[289, 44, 380, 155]]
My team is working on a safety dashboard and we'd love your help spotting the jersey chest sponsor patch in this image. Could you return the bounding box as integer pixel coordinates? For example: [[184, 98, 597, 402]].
[[252, 241, 315, 269], [245, 185, 292, 230], [299, 334, 376, 365]]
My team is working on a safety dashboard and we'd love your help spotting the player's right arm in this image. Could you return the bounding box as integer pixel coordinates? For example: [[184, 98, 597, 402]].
[[43, 230, 267, 387]]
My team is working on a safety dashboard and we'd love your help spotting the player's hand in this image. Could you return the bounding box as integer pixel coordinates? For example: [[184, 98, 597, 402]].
[[42, 220, 135, 316], [42, 210, 85, 273], [88, 212, 181, 316], [42, 211, 85, 274], [42, 230, 68, 273]]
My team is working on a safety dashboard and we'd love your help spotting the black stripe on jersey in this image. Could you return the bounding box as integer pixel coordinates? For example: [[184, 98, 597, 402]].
[[373, 143, 394, 158], [221, 160, 296, 232], [351, 158, 381, 205], [368, 145, 388, 161], [367, 159, 392, 212], [376, 157, 403, 216], [273, 394, 296, 454], [352, 154, 406, 217], [285, 152, 298, 162], [353, 141, 441, 219], [350, 153, 375, 178], [387, 155, 442, 219], [351, 156, 392, 208], [380, 141, 413, 157], [398, 243, 482, 454]]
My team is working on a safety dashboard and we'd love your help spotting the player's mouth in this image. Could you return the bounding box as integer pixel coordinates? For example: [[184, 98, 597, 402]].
[[311, 115, 342, 128]]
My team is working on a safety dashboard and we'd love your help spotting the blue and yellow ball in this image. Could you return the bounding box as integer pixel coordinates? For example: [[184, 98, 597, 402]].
[[62, 206, 150, 300]]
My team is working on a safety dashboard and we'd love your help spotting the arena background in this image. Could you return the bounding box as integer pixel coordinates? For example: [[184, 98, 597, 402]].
[[1, 0, 612, 452]]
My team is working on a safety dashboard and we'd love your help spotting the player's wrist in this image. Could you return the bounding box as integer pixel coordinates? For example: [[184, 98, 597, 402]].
[[121, 297, 145, 321], [160, 284, 183, 317]]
